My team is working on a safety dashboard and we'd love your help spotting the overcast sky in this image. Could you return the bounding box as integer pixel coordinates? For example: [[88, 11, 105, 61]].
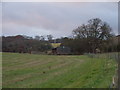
[[1, 2, 118, 38]]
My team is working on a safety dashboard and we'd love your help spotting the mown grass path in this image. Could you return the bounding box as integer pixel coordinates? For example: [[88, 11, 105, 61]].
[[2, 53, 117, 88]]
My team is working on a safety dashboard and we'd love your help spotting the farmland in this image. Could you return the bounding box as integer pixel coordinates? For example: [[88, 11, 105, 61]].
[[2, 53, 117, 88]]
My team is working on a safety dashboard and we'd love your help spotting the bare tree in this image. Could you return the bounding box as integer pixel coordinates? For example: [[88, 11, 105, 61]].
[[40, 36, 45, 41], [35, 36, 40, 40], [73, 18, 114, 53], [47, 35, 53, 41]]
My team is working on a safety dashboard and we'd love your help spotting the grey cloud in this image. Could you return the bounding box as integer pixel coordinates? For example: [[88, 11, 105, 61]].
[[2, 2, 118, 38]]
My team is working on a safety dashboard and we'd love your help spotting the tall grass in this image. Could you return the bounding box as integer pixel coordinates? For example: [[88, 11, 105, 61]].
[[85, 52, 119, 88]]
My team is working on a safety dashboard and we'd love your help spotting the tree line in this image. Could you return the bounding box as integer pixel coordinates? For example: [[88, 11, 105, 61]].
[[1, 18, 120, 54], [2, 35, 52, 53], [62, 18, 119, 54]]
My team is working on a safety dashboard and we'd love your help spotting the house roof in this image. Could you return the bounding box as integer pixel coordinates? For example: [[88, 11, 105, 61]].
[[51, 43, 61, 48]]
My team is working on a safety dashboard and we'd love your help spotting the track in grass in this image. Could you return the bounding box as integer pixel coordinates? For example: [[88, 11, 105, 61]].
[[2, 53, 117, 88]]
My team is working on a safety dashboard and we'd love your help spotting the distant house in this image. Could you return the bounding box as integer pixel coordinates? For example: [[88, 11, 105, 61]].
[[50, 43, 71, 55], [51, 43, 61, 48], [56, 46, 71, 55]]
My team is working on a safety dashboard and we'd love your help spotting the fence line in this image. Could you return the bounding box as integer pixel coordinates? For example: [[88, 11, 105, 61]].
[[85, 52, 119, 88]]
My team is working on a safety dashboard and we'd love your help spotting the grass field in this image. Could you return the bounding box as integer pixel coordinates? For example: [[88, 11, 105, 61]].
[[2, 53, 117, 88]]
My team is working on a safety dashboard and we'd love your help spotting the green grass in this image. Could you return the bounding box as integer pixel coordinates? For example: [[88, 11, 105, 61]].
[[2, 52, 117, 88]]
